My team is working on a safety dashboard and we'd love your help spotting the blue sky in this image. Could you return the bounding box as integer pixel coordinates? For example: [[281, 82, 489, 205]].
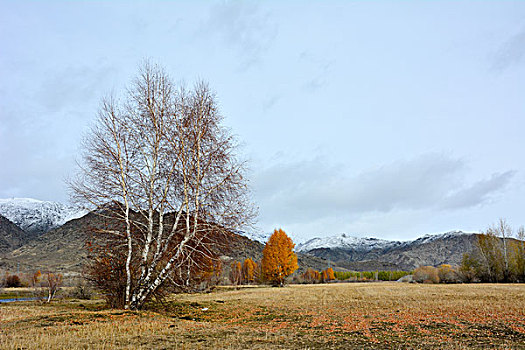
[[1, 1, 524, 242]]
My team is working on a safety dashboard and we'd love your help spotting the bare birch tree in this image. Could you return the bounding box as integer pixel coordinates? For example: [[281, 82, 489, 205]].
[[71, 62, 256, 310]]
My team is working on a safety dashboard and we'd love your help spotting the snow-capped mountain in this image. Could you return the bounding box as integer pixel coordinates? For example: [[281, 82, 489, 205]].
[[410, 230, 470, 245], [295, 231, 477, 270], [296, 231, 472, 253], [0, 198, 87, 237], [237, 230, 304, 245], [296, 233, 401, 252], [236, 230, 271, 243]]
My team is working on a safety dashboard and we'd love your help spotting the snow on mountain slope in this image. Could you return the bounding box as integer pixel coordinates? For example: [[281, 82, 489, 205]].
[[236, 230, 271, 244], [237, 230, 305, 245], [296, 231, 473, 253], [409, 230, 473, 245], [0, 198, 87, 236], [296, 233, 401, 252]]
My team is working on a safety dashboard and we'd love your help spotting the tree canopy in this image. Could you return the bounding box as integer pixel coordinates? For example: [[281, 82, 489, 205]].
[[261, 229, 298, 286]]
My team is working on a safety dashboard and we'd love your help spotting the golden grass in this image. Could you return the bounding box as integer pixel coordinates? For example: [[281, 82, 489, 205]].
[[1, 283, 524, 349]]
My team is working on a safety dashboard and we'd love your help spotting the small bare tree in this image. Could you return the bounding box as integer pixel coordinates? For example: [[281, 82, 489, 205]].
[[71, 62, 256, 310], [45, 272, 63, 303]]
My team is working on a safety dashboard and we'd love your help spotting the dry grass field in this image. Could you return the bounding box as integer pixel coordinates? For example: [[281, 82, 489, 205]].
[[1, 283, 524, 349]]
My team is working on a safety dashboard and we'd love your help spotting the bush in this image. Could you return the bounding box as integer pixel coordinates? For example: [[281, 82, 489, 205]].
[[69, 280, 94, 300], [413, 266, 440, 284], [437, 264, 460, 283], [5, 274, 22, 288]]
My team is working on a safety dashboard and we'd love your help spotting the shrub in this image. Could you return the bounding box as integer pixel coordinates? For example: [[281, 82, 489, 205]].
[[413, 266, 440, 284], [69, 280, 94, 300], [437, 264, 460, 283], [5, 274, 22, 288]]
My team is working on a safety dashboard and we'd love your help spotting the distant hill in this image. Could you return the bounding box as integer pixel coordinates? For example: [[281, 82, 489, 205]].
[[0, 207, 331, 274], [1, 211, 101, 272], [0, 214, 31, 254], [297, 231, 479, 271], [0, 198, 86, 238], [0, 197, 486, 274]]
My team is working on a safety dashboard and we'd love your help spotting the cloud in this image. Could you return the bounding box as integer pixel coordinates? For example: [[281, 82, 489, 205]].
[[491, 27, 525, 71], [299, 51, 334, 92], [254, 153, 516, 226], [261, 94, 281, 112], [440, 171, 515, 209], [37, 63, 117, 114], [0, 62, 118, 203], [202, 1, 278, 69]]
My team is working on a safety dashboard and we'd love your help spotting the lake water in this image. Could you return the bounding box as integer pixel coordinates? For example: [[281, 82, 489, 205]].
[[0, 297, 42, 303]]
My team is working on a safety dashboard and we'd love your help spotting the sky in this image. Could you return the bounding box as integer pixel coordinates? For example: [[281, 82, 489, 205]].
[[1, 1, 525, 242]]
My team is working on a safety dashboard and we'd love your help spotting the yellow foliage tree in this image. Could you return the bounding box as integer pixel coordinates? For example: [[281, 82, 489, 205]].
[[437, 264, 459, 283], [302, 268, 321, 283], [323, 267, 335, 282], [230, 261, 242, 285], [242, 258, 257, 284], [31, 270, 42, 287], [261, 229, 298, 286]]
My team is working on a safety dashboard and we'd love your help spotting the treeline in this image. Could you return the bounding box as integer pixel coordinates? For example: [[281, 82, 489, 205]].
[[335, 270, 412, 282], [229, 264, 339, 285], [229, 258, 261, 285], [460, 219, 525, 283], [294, 267, 336, 284], [297, 268, 411, 283]]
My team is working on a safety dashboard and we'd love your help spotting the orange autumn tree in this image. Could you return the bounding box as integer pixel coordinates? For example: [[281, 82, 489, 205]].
[[230, 261, 243, 285], [261, 229, 298, 286], [242, 258, 258, 284], [321, 267, 335, 282], [325, 267, 335, 281], [302, 268, 321, 284]]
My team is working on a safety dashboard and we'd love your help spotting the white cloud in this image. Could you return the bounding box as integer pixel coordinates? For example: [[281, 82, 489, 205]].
[[254, 153, 516, 237], [492, 27, 525, 71], [201, 1, 278, 69]]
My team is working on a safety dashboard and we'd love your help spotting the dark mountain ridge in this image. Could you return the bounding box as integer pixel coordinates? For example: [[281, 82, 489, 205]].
[[300, 232, 479, 271], [0, 200, 488, 274], [0, 208, 332, 274], [0, 214, 32, 254]]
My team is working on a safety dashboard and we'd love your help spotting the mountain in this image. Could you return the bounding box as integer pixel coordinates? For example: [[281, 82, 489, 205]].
[[1, 208, 332, 274], [298, 231, 478, 271], [2, 211, 102, 272], [378, 231, 478, 270], [0, 198, 87, 238], [297, 234, 400, 253], [237, 230, 271, 243], [0, 214, 31, 254], [0, 197, 482, 274]]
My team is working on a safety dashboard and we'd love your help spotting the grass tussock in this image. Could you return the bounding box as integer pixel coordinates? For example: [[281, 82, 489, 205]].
[[1, 283, 524, 349]]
